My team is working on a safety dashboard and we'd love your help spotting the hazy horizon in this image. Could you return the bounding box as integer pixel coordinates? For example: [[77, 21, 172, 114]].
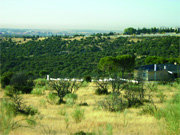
[[0, 0, 180, 30]]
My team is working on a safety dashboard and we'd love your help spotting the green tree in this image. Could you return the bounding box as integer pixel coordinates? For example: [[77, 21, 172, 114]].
[[124, 27, 136, 35], [116, 55, 135, 78]]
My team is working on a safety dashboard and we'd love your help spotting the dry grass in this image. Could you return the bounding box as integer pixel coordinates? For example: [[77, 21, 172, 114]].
[[0, 83, 178, 135], [12, 38, 32, 44]]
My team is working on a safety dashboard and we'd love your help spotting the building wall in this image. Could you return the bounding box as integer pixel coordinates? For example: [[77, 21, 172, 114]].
[[148, 70, 173, 81], [135, 70, 174, 81]]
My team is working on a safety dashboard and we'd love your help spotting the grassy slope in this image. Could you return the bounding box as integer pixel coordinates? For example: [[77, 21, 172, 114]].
[[0, 82, 179, 135]]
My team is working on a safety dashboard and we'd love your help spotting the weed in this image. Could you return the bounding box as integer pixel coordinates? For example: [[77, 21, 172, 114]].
[[46, 92, 59, 104], [123, 109, 128, 127], [31, 87, 46, 95], [40, 125, 57, 135], [155, 92, 180, 134], [72, 106, 85, 123], [98, 93, 128, 112], [64, 93, 78, 105], [139, 104, 157, 116], [156, 92, 166, 103], [59, 108, 67, 116]]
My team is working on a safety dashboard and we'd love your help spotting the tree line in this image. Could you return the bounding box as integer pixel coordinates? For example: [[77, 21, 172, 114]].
[[124, 27, 180, 35]]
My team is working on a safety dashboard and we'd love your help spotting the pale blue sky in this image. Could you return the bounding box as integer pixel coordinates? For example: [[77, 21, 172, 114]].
[[0, 0, 179, 30]]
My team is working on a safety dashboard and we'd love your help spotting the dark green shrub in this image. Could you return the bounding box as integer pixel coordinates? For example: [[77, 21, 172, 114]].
[[95, 88, 108, 95], [84, 76, 92, 82], [124, 83, 144, 107], [95, 81, 108, 95], [79, 102, 88, 106], [1, 72, 14, 88], [98, 93, 128, 112], [10, 72, 34, 93], [74, 131, 94, 135], [0, 99, 37, 134], [49, 81, 79, 104], [5, 88, 38, 116]]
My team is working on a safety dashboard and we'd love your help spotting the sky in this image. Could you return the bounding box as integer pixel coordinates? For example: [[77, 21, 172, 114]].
[[0, 0, 180, 30]]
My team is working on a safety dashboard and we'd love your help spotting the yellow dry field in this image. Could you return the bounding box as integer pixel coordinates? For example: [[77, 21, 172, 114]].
[[128, 38, 142, 43], [12, 38, 32, 44], [0, 83, 178, 135]]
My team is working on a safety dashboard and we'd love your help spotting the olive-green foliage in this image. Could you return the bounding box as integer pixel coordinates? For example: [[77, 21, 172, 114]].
[[72, 107, 85, 123], [1, 36, 179, 78], [98, 55, 135, 76], [145, 56, 179, 65], [98, 56, 117, 73]]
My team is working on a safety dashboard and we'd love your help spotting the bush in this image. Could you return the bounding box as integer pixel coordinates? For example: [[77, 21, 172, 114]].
[[155, 92, 180, 134], [74, 131, 94, 135], [46, 92, 59, 104], [0, 99, 15, 135], [98, 93, 128, 112], [124, 83, 144, 107], [84, 76, 92, 82], [0, 99, 37, 134], [31, 87, 46, 95], [64, 93, 78, 105], [34, 78, 48, 87], [4, 85, 18, 97], [79, 102, 88, 106], [139, 104, 157, 115], [95, 88, 108, 95], [95, 81, 108, 95], [80, 81, 89, 87], [49, 81, 79, 104], [1, 72, 14, 88], [72, 107, 85, 123], [10, 72, 34, 93]]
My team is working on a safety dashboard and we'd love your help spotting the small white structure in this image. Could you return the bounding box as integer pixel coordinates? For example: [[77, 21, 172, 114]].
[[47, 75, 49, 81]]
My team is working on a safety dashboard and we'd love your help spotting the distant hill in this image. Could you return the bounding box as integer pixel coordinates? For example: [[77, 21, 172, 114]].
[[0, 35, 179, 78]]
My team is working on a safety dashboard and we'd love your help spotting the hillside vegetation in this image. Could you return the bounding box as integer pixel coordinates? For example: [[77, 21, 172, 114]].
[[0, 36, 179, 78]]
